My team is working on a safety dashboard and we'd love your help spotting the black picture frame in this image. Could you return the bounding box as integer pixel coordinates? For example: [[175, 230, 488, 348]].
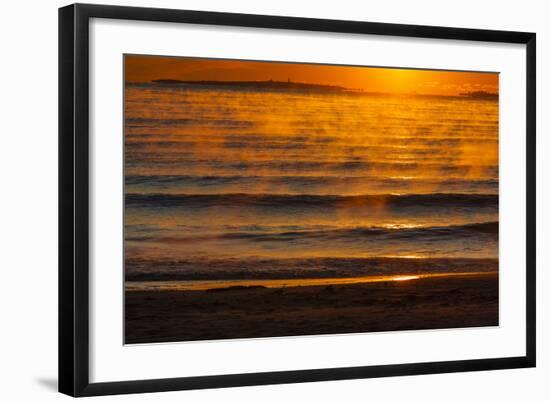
[[59, 3, 536, 397]]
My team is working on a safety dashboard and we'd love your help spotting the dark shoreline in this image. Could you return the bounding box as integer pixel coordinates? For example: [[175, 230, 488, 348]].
[[125, 273, 498, 344]]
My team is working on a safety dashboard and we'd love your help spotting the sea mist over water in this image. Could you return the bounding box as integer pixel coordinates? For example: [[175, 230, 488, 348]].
[[124, 83, 499, 283]]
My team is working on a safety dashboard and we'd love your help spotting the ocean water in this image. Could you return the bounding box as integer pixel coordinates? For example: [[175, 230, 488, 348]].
[[124, 83, 498, 283]]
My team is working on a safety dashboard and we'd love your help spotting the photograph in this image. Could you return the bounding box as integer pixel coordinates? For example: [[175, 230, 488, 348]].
[[123, 54, 500, 344]]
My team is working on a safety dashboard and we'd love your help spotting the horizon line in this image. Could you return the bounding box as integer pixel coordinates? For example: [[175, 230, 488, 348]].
[[125, 79, 499, 98]]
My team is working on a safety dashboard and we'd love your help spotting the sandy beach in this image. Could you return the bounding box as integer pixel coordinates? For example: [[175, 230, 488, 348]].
[[125, 272, 498, 344]]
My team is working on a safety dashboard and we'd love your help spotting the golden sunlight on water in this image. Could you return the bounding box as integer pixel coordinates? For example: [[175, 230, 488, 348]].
[[391, 275, 420, 281], [125, 272, 497, 292], [124, 56, 499, 286]]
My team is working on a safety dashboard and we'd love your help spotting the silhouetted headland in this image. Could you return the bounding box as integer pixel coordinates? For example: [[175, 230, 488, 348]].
[[152, 79, 349, 92], [459, 90, 499, 100]]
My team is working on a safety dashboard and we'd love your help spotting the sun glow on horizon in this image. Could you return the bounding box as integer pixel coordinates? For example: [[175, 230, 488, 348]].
[[125, 55, 498, 96]]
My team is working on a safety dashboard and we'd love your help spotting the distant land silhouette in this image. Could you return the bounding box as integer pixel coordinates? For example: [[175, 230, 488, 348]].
[[459, 90, 499, 100], [145, 79, 498, 99], [151, 79, 349, 92]]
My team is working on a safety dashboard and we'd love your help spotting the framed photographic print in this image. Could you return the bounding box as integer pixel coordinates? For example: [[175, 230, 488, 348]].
[[59, 3, 536, 397]]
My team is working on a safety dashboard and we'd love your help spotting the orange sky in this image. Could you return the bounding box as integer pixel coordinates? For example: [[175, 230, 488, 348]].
[[125, 55, 498, 96]]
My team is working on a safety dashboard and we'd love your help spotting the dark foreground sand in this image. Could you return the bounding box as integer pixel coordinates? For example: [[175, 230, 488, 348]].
[[125, 273, 498, 344]]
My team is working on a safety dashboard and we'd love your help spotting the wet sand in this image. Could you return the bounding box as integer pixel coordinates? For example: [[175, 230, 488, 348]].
[[125, 272, 498, 344]]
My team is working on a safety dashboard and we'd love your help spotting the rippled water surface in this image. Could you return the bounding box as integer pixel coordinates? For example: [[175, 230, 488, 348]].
[[124, 83, 499, 282]]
